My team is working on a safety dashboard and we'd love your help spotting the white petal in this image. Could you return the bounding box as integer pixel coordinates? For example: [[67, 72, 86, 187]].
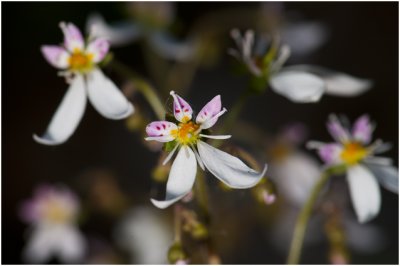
[[151, 146, 197, 209], [86, 68, 134, 119], [269, 70, 325, 103], [284, 64, 372, 97], [199, 134, 231, 140], [23, 226, 55, 263], [56, 225, 87, 263], [86, 13, 143, 46], [347, 165, 381, 223], [366, 163, 398, 194], [33, 75, 86, 145], [197, 141, 266, 188]]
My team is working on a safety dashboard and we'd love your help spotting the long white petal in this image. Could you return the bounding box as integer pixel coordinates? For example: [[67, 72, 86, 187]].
[[86, 68, 134, 119], [151, 146, 197, 209], [23, 226, 55, 263], [33, 75, 86, 145], [57, 225, 87, 263], [197, 141, 266, 188], [199, 134, 231, 139], [365, 163, 398, 194], [284, 64, 372, 97], [347, 165, 381, 223], [269, 70, 325, 103]]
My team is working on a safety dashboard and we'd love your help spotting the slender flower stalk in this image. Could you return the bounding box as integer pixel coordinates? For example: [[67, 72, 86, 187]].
[[108, 58, 166, 120], [287, 166, 334, 264]]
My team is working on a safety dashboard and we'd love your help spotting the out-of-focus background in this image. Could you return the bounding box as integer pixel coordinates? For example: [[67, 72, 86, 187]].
[[2, 2, 398, 264]]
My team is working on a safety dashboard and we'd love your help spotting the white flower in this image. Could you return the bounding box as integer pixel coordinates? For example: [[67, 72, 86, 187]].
[[19, 184, 87, 263], [145, 91, 267, 208], [114, 207, 173, 264], [229, 29, 372, 103], [86, 3, 196, 61], [34, 22, 134, 145], [307, 114, 398, 223]]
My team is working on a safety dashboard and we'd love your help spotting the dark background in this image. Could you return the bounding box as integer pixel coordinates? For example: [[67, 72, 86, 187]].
[[2, 2, 398, 264]]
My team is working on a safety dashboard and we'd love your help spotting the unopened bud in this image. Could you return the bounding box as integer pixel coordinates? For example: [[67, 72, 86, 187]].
[[168, 242, 187, 264]]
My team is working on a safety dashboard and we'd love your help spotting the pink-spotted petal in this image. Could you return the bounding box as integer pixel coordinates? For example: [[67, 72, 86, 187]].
[[352, 115, 374, 144], [196, 95, 222, 126], [317, 143, 343, 165], [145, 121, 178, 143], [170, 91, 192, 123], [86, 38, 110, 63], [60, 22, 84, 52], [327, 114, 351, 143], [41, 45, 70, 69]]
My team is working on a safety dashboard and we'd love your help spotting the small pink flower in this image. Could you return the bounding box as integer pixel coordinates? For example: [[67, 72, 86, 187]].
[[34, 22, 134, 146], [307, 114, 398, 223], [20, 184, 86, 263]]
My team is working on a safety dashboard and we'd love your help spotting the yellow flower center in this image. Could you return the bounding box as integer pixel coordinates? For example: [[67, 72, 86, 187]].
[[172, 121, 200, 145], [42, 199, 73, 224], [340, 142, 368, 165], [68, 49, 94, 73]]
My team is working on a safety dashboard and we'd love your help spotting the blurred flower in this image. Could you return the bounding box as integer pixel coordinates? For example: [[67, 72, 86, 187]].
[[168, 242, 189, 264], [145, 91, 267, 208], [259, 2, 329, 59], [34, 21, 133, 145], [268, 123, 321, 206], [114, 206, 173, 264], [229, 29, 372, 102], [307, 114, 398, 223], [87, 2, 197, 61], [19, 184, 86, 263]]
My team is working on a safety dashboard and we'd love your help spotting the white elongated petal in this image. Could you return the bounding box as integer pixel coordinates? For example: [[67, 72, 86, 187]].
[[366, 163, 398, 194], [199, 134, 231, 140], [151, 147, 197, 209], [41, 45, 70, 69], [197, 141, 266, 188], [284, 64, 372, 97], [56, 225, 87, 263], [33, 75, 86, 145], [269, 70, 325, 103], [86, 13, 143, 46], [85, 38, 109, 63], [87, 68, 134, 119], [149, 31, 196, 61], [23, 226, 55, 263], [347, 165, 381, 223], [23, 225, 86, 264]]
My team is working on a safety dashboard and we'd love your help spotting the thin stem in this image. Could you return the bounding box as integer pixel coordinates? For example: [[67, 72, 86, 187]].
[[174, 204, 182, 242], [287, 168, 332, 264], [108, 59, 166, 120], [194, 171, 210, 221]]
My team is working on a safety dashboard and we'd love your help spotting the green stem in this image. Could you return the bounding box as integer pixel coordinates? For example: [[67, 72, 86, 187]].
[[108, 59, 166, 120], [174, 204, 182, 242], [287, 168, 334, 264], [194, 171, 210, 221]]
